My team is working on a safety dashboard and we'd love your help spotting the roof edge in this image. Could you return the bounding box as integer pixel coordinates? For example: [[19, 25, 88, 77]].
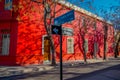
[[55, 0, 112, 25]]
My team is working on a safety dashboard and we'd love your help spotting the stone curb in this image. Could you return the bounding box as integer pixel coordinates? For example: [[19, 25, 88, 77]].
[[0, 66, 54, 77]]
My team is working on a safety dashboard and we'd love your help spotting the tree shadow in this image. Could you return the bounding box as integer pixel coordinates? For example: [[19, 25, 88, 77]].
[[1, 61, 120, 80], [65, 64, 120, 80]]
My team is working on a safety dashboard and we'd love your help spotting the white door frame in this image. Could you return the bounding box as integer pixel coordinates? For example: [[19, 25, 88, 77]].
[[42, 35, 48, 55], [42, 35, 51, 63]]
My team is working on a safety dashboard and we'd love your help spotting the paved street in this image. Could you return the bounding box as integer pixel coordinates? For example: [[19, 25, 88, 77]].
[[0, 58, 120, 80]]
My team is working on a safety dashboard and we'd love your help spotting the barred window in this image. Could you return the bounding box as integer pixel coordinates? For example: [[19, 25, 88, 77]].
[[0, 34, 10, 55], [93, 22, 96, 30], [67, 38, 74, 54], [81, 16, 85, 27], [84, 39, 88, 53], [94, 42, 98, 54]]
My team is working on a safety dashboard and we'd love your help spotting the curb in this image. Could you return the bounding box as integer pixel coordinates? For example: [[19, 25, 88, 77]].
[[0, 66, 54, 77]]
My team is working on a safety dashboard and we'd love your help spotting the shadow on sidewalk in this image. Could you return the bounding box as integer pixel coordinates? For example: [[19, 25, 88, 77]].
[[65, 64, 120, 80], [0, 60, 120, 80]]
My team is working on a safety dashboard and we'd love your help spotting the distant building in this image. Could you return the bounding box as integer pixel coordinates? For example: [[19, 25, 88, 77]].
[[0, 0, 114, 65]]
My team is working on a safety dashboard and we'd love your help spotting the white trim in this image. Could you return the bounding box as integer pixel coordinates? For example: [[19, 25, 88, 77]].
[[56, 0, 112, 25], [42, 35, 48, 55], [42, 35, 52, 55], [1, 34, 10, 55], [42, 35, 52, 63], [67, 37, 74, 53], [5, 0, 12, 10], [94, 42, 98, 55], [84, 39, 88, 53]]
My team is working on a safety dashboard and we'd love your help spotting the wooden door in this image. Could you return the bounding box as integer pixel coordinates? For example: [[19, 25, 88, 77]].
[[43, 37, 50, 61]]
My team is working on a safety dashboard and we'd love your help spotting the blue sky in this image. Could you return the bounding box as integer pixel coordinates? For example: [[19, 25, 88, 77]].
[[67, 0, 120, 29], [67, 0, 120, 18]]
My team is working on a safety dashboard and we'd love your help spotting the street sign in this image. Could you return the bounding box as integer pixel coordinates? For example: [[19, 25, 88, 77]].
[[53, 10, 75, 80], [62, 27, 73, 36], [51, 25, 62, 35], [54, 10, 75, 25]]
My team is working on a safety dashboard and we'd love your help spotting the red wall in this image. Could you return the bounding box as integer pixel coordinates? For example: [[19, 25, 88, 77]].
[[16, 1, 114, 65], [0, 0, 114, 65], [0, 0, 18, 65], [16, 1, 45, 65]]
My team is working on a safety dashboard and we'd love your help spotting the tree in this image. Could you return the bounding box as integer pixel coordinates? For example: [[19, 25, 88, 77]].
[[114, 31, 120, 58], [31, 0, 58, 65], [12, 0, 59, 65], [111, 6, 120, 58], [103, 24, 108, 60], [31, 0, 68, 65], [77, 16, 95, 63], [102, 6, 120, 58]]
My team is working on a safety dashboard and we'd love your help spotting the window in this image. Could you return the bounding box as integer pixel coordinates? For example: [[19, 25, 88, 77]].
[[93, 22, 96, 30], [0, 34, 10, 55], [105, 44, 108, 53], [84, 39, 88, 53], [81, 16, 85, 27], [5, 0, 12, 10], [94, 42, 98, 54], [67, 38, 74, 53]]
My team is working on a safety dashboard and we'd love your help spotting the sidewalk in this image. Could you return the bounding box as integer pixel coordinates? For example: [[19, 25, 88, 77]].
[[0, 57, 120, 80], [0, 58, 104, 78], [0, 65, 54, 77]]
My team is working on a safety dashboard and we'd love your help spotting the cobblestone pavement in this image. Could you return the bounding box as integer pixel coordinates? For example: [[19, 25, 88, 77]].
[[0, 57, 120, 80]]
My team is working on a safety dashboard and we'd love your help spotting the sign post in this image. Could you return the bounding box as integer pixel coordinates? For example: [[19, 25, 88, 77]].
[[52, 10, 75, 80], [60, 30, 63, 80], [51, 25, 63, 80]]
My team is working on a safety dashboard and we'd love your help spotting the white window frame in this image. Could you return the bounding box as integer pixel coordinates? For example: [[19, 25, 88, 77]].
[[42, 35, 52, 55], [1, 34, 10, 55], [94, 42, 98, 55], [67, 37, 74, 54], [5, 0, 12, 10], [82, 16, 85, 27], [84, 39, 88, 53], [42, 35, 47, 55], [105, 44, 108, 53], [93, 21, 96, 30]]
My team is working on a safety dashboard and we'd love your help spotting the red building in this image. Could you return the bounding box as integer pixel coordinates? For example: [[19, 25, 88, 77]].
[[0, 0, 114, 65]]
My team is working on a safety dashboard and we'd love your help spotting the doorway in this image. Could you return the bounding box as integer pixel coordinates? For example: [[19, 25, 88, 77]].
[[42, 35, 51, 63]]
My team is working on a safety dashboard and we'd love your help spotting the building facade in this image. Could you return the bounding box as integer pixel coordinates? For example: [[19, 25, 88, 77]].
[[0, 0, 114, 65]]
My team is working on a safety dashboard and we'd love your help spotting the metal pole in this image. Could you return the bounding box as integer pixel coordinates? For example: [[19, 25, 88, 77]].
[[60, 27, 63, 80]]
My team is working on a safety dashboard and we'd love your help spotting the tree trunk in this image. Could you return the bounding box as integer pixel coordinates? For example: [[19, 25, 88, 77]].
[[114, 37, 120, 58], [44, 2, 56, 65], [103, 39, 107, 60], [103, 25, 108, 60], [44, 20, 56, 66], [82, 36, 87, 63]]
